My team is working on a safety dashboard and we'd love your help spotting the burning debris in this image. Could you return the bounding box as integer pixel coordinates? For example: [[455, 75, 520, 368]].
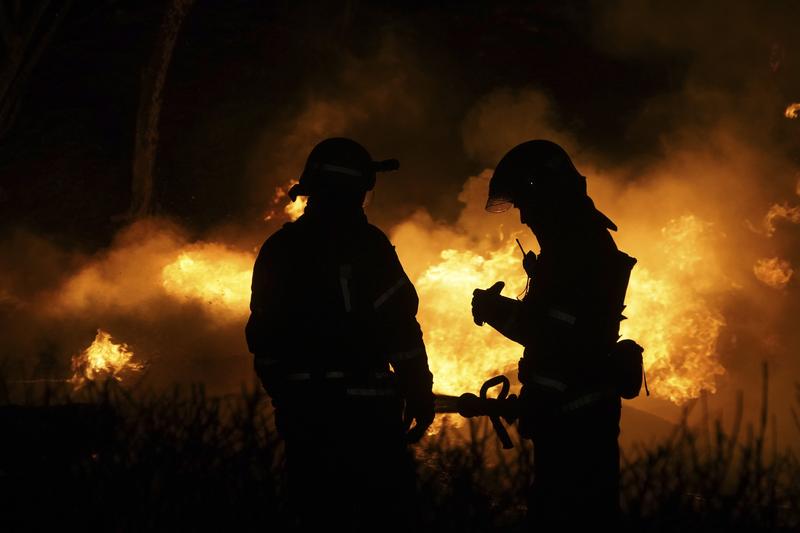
[[784, 102, 800, 119], [753, 257, 794, 289], [763, 202, 800, 237], [70, 329, 143, 388]]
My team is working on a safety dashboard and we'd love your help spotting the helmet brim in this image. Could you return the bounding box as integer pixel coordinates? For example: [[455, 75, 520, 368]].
[[593, 207, 618, 231], [485, 196, 513, 213], [287, 183, 309, 201]]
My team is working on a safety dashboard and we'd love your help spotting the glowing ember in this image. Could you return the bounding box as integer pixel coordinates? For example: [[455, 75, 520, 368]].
[[161, 244, 253, 318], [764, 203, 800, 236], [70, 329, 142, 387], [784, 102, 800, 119], [753, 257, 793, 289]]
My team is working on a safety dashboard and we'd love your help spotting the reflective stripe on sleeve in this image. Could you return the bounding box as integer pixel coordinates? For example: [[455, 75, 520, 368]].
[[561, 391, 609, 412], [339, 264, 352, 312], [254, 358, 280, 370], [389, 347, 426, 362], [547, 308, 576, 325], [529, 374, 568, 392], [346, 388, 396, 397], [373, 277, 407, 309], [282, 371, 389, 382]]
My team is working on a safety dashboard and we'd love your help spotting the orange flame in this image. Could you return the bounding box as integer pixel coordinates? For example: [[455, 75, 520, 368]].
[[70, 329, 143, 387], [161, 244, 254, 319], [264, 180, 306, 222], [415, 241, 528, 395], [763, 203, 800, 236], [285, 196, 307, 221], [407, 214, 725, 403], [753, 257, 793, 289], [785, 102, 800, 119], [618, 216, 727, 402]]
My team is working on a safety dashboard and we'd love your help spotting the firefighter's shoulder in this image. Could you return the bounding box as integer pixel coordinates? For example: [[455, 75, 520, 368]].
[[361, 223, 398, 253], [255, 220, 303, 259]]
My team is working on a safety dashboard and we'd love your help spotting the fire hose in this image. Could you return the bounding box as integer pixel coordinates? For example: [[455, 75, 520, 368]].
[[434, 375, 519, 449]]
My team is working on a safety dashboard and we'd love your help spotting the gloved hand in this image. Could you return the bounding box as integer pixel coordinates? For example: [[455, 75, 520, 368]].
[[404, 393, 434, 443], [522, 251, 537, 278], [472, 281, 505, 326]]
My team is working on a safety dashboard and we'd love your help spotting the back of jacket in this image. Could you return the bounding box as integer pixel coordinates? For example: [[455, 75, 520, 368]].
[[246, 209, 431, 407], [519, 224, 629, 398]]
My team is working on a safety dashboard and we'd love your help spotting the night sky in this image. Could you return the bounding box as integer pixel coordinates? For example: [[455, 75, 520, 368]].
[[1, 1, 716, 243]]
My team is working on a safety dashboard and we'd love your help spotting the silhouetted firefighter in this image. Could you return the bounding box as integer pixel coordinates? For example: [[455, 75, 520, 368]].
[[469, 140, 645, 529], [246, 138, 434, 530]]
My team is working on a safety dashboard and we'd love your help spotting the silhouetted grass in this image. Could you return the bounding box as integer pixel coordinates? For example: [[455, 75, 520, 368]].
[[618, 364, 800, 532], [0, 372, 798, 532]]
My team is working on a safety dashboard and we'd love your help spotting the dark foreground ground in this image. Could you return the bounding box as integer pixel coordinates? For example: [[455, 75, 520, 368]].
[[0, 382, 798, 532]]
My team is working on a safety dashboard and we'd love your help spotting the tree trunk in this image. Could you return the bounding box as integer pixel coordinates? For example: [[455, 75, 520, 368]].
[[128, 0, 194, 219]]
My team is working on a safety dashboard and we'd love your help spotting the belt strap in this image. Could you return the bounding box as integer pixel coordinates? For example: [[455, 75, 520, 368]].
[[345, 388, 396, 397], [560, 390, 616, 413], [283, 370, 392, 382]]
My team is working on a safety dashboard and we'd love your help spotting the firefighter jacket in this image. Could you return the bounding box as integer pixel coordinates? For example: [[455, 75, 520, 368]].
[[484, 223, 635, 427], [245, 208, 433, 414]]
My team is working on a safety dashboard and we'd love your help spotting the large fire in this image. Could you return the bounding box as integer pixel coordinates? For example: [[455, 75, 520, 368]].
[[406, 212, 726, 403], [70, 329, 143, 387], [619, 216, 726, 402], [153, 181, 729, 404]]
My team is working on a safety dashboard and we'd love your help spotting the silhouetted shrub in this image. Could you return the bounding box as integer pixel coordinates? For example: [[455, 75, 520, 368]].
[[0, 377, 797, 532]]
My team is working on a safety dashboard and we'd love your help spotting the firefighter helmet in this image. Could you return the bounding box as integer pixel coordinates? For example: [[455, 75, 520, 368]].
[[288, 138, 399, 201], [486, 139, 617, 230], [486, 140, 586, 213]]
